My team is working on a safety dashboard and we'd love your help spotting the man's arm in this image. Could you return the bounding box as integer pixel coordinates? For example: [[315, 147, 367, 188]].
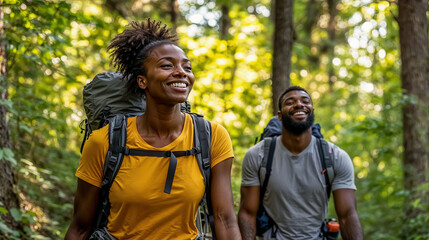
[[333, 189, 363, 240], [210, 158, 242, 239], [65, 179, 100, 240], [238, 185, 260, 240]]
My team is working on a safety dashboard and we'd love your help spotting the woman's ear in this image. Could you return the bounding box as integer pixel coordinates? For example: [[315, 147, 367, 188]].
[[137, 75, 147, 90]]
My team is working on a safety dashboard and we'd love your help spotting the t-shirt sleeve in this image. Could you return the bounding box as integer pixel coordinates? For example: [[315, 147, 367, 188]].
[[75, 126, 109, 188], [331, 145, 357, 191], [241, 143, 263, 187], [210, 122, 234, 168]]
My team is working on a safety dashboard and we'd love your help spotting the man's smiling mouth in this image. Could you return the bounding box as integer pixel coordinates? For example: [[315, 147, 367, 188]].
[[293, 111, 307, 116]]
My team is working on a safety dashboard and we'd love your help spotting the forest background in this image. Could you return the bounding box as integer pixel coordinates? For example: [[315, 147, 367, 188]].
[[0, 0, 428, 239]]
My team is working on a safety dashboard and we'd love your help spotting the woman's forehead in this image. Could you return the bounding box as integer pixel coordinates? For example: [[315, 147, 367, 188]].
[[149, 44, 187, 59]]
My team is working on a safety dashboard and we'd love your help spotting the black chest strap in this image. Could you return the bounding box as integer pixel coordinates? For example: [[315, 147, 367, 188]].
[[124, 147, 199, 194]]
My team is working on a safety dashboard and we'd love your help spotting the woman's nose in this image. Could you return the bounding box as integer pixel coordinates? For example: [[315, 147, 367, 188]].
[[174, 66, 187, 77]]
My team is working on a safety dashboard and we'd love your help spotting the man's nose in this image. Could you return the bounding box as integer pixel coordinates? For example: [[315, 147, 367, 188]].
[[294, 100, 304, 108]]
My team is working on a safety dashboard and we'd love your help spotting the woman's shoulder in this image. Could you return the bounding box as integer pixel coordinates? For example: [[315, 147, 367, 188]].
[[207, 119, 221, 129], [184, 113, 230, 140], [85, 124, 109, 148], [203, 118, 227, 136]]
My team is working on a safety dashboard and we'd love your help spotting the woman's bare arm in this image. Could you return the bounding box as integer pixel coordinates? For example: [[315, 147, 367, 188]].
[[65, 179, 100, 240], [210, 158, 242, 240]]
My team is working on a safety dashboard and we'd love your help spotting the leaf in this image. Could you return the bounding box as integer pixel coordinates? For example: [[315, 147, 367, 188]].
[[412, 198, 421, 208], [0, 221, 16, 235], [416, 183, 429, 191], [0, 207, 8, 215], [18, 123, 33, 134], [0, 148, 17, 165], [0, 99, 13, 108], [9, 208, 21, 222]]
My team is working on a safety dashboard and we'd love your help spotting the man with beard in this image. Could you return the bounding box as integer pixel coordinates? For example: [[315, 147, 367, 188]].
[[238, 86, 363, 240]]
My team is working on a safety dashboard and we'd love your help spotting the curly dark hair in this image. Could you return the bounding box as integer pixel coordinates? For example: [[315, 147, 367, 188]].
[[278, 86, 312, 110], [107, 18, 178, 93]]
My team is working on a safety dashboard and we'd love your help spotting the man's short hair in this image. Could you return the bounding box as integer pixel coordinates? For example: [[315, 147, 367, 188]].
[[278, 86, 312, 110]]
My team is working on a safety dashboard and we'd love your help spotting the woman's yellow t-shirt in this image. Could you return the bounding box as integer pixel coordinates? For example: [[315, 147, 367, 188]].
[[76, 113, 234, 239]]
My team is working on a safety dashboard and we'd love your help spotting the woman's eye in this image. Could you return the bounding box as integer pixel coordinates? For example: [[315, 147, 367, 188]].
[[161, 64, 173, 68]]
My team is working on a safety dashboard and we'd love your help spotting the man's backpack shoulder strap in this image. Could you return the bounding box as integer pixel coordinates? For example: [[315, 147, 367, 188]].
[[316, 138, 335, 198], [259, 136, 277, 202], [95, 114, 128, 228]]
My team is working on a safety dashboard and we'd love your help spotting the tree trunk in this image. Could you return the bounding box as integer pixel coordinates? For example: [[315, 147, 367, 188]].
[[303, 0, 320, 66], [398, 0, 429, 221], [271, 0, 294, 114], [0, 1, 21, 232], [219, 2, 232, 112], [303, 0, 320, 35], [104, 0, 130, 18], [169, 0, 179, 33], [220, 3, 231, 40], [327, 0, 337, 92]]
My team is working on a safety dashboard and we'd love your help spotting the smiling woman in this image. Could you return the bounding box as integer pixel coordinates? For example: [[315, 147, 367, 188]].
[[136, 44, 195, 108], [65, 19, 242, 240]]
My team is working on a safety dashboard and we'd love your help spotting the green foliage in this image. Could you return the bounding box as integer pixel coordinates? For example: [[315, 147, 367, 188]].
[[0, 221, 20, 240], [405, 213, 429, 240], [4, 0, 113, 238], [0, 148, 16, 165], [0, 203, 19, 238], [0, 206, 39, 239]]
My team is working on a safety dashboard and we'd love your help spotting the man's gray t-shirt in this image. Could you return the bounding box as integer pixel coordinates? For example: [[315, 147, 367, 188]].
[[241, 136, 356, 240]]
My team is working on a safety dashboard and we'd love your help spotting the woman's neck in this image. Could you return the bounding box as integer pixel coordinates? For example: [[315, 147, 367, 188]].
[[136, 104, 185, 148]]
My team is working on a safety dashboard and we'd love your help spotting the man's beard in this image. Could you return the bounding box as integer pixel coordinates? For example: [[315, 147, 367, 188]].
[[281, 111, 315, 135]]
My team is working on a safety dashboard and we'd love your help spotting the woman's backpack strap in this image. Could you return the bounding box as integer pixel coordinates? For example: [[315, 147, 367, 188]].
[[190, 113, 215, 239], [95, 114, 128, 229]]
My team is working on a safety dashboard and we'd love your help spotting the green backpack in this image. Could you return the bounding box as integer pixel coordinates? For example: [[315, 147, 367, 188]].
[[80, 72, 216, 240]]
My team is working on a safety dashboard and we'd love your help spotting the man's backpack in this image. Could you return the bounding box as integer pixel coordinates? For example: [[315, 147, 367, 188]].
[[255, 116, 335, 237], [80, 72, 216, 240]]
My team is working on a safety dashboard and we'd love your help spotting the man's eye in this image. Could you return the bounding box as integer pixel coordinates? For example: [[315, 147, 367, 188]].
[[185, 66, 192, 71]]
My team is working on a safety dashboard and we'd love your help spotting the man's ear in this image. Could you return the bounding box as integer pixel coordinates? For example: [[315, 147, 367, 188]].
[[277, 111, 282, 121], [137, 75, 147, 90]]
